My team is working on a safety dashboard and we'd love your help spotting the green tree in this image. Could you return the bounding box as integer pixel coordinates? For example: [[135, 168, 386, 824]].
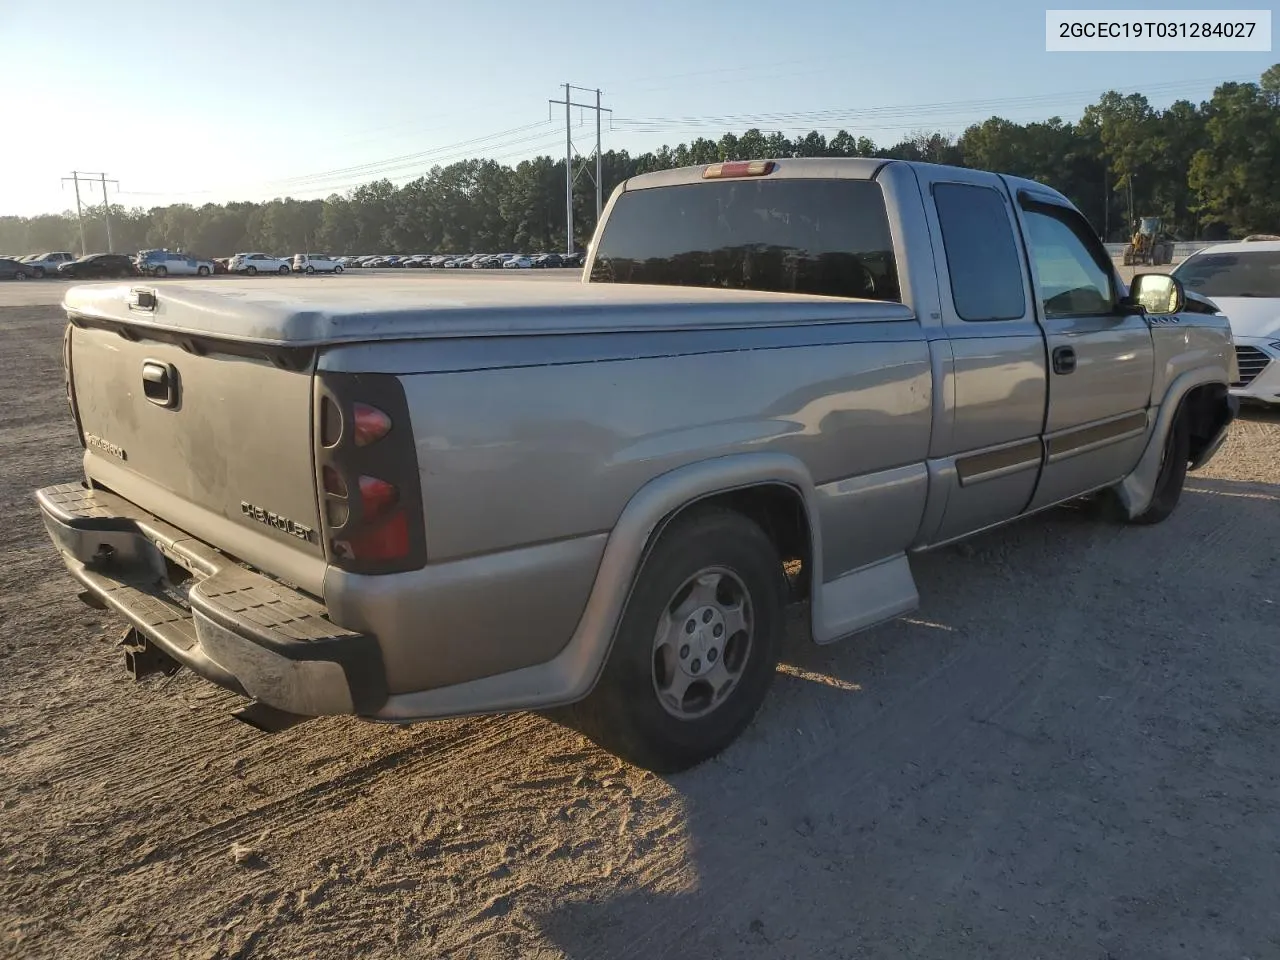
[[1189, 80, 1280, 235]]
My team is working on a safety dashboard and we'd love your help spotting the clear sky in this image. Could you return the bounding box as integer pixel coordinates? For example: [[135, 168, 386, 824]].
[[2, 0, 1272, 217]]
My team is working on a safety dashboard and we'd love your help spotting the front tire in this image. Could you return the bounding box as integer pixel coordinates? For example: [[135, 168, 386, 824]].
[[32, 266, 45, 279], [1126, 412, 1190, 525], [197, 265, 210, 276], [279, 265, 291, 275], [333, 265, 343, 274], [305, 265, 315, 275], [564, 508, 785, 773]]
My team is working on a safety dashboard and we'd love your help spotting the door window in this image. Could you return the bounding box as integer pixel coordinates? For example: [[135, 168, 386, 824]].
[[1021, 205, 1115, 318]]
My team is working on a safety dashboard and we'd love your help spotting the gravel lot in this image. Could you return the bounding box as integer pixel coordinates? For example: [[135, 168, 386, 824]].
[[3, 273, 1278, 960]]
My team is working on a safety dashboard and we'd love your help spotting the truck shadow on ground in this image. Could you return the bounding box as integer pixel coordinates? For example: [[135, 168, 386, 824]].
[[531, 475, 1280, 959]]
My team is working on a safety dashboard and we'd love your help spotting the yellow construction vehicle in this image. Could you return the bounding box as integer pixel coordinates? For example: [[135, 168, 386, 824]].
[[1122, 216, 1176, 266]]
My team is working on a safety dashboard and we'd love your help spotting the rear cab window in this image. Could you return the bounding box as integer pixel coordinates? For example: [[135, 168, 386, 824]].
[[589, 178, 901, 302], [932, 183, 1026, 321]]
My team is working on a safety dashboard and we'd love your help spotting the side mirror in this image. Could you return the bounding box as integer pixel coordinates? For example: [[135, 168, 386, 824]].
[[1126, 273, 1184, 316]]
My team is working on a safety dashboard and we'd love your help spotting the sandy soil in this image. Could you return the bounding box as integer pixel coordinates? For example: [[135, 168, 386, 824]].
[[2, 285, 1279, 960]]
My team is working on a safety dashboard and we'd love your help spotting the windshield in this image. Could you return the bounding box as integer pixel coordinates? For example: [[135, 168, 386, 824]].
[[1174, 251, 1280, 298], [589, 178, 901, 301]]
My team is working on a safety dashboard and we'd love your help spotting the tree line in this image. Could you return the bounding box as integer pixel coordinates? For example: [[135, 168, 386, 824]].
[[3, 66, 1277, 258]]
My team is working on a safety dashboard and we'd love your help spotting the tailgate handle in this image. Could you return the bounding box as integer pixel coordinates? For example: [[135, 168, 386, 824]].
[[142, 361, 179, 408]]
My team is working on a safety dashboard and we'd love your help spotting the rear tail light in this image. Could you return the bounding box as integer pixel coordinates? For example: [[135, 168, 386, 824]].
[[353, 403, 392, 446], [315, 374, 426, 574], [357, 475, 398, 520]]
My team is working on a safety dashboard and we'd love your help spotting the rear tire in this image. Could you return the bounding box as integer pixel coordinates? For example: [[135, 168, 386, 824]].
[[15, 272, 27, 281], [560, 508, 786, 773], [246, 265, 258, 276], [305, 265, 315, 274], [32, 266, 45, 279], [1125, 412, 1190, 525], [154, 265, 168, 278]]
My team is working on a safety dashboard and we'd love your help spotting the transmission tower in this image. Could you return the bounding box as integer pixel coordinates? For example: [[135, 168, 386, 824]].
[[549, 85, 612, 255]]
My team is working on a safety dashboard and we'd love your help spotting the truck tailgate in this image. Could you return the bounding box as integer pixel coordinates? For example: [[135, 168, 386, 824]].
[[68, 323, 326, 594]]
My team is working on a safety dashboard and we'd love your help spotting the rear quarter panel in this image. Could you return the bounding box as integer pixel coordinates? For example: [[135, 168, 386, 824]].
[[385, 322, 934, 579]]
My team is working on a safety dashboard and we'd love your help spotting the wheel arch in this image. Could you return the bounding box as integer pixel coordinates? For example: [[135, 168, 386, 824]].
[[1114, 367, 1235, 517], [369, 453, 827, 721]]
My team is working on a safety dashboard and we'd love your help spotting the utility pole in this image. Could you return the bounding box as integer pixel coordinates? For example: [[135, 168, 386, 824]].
[[1103, 175, 1109, 241], [97, 173, 119, 252], [62, 172, 87, 256], [595, 87, 603, 227], [564, 83, 572, 257], [62, 171, 118, 254], [549, 85, 611, 256]]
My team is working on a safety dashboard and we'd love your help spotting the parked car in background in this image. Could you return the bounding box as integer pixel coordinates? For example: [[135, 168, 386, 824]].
[[21, 251, 76, 278], [1173, 239, 1280, 406], [532, 253, 563, 269], [0, 257, 37, 280], [56, 253, 139, 280], [442, 256, 469, 269], [293, 254, 345, 275], [229, 253, 291, 275], [138, 250, 214, 277], [503, 255, 534, 269], [402, 256, 428, 268]]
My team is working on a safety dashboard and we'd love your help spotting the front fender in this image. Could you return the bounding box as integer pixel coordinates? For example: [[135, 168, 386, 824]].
[[1113, 367, 1230, 518]]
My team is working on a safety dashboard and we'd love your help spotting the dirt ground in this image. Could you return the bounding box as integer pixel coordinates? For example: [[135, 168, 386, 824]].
[[2, 278, 1279, 960]]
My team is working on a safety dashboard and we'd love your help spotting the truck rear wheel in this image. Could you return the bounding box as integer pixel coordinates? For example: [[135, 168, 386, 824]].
[[567, 508, 785, 773]]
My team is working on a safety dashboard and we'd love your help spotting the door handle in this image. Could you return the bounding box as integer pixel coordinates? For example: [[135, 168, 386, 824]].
[[1052, 345, 1077, 375], [142, 360, 179, 408]]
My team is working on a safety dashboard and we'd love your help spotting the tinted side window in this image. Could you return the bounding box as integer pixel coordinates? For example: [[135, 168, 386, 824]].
[[932, 183, 1026, 321], [1021, 205, 1115, 318], [590, 178, 901, 302]]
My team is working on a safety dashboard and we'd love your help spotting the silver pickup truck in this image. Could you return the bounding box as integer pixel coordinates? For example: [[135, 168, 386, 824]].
[[38, 158, 1237, 772]]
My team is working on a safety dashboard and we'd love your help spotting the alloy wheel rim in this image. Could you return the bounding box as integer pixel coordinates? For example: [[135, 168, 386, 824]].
[[651, 566, 753, 720]]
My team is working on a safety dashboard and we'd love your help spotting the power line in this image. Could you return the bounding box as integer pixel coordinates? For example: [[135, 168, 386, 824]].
[[608, 74, 1255, 131], [120, 122, 560, 201]]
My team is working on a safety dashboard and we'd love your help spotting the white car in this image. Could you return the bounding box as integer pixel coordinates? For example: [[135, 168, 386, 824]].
[[1173, 238, 1280, 406], [229, 252, 291, 275], [293, 254, 344, 275], [503, 255, 534, 269]]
